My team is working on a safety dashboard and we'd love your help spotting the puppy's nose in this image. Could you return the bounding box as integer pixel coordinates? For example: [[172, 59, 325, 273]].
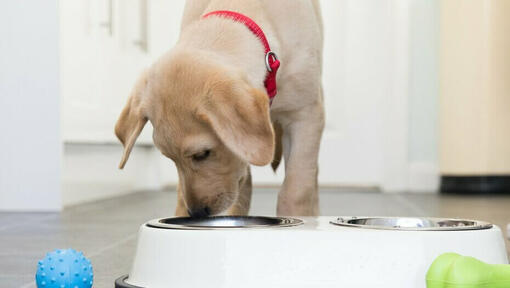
[[187, 206, 211, 218]]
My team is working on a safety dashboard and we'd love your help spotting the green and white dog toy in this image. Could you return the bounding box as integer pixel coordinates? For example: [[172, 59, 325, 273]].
[[427, 253, 510, 288]]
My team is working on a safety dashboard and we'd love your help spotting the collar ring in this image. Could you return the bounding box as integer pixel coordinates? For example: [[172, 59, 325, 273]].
[[265, 51, 278, 72]]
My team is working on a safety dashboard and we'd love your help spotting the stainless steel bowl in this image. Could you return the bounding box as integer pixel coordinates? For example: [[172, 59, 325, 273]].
[[147, 216, 303, 229], [330, 216, 493, 231]]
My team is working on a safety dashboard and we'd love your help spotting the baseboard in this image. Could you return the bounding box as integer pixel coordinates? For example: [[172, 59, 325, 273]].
[[441, 175, 510, 195]]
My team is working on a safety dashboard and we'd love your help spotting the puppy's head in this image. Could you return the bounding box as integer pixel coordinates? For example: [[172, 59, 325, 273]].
[[115, 50, 274, 216]]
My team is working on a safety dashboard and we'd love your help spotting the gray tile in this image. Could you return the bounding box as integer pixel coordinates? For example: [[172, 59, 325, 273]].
[[319, 191, 419, 216], [87, 236, 138, 288], [0, 213, 60, 232], [1, 188, 509, 288], [0, 276, 34, 288], [0, 254, 40, 280]]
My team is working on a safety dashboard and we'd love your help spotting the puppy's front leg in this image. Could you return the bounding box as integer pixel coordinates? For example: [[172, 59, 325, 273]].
[[277, 103, 324, 216]]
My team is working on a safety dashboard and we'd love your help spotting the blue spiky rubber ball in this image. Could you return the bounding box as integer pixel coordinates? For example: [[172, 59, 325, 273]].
[[36, 249, 93, 288]]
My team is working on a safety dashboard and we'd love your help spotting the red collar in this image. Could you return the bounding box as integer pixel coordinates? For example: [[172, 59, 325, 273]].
[[202, 10, 280, 104]]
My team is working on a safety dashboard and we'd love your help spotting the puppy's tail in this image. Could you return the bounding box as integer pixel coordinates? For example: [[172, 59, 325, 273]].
[[271, 122, 283, 172]]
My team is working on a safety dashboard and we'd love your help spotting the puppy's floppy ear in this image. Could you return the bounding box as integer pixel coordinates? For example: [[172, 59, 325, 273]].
[[115, 73, 149, 169], [198, 79, 275, 166]]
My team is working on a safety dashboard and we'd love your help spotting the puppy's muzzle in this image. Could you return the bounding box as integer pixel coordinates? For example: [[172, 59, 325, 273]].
[[188, 206, 211, 218]]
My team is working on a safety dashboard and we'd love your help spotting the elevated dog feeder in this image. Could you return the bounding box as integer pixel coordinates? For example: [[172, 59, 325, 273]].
[[116, 216, 508, 288]]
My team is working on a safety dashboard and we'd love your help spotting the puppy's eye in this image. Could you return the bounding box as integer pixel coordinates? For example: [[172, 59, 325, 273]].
[[192, 150, 211, 162]]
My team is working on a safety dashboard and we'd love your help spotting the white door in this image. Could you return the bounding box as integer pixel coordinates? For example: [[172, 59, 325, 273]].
[[252, 0, 412, 191]]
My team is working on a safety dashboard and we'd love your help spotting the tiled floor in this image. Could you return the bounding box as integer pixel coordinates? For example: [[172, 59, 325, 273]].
[[1, 188, 509, 288]]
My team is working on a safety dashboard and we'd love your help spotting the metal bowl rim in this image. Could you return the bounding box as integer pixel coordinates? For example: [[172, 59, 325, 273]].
[[147, 215, 304, 230], [330, 216, 493, 231]]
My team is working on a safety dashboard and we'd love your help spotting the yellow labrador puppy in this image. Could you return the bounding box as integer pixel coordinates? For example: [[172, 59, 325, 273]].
[[115, 0, 324, 217]]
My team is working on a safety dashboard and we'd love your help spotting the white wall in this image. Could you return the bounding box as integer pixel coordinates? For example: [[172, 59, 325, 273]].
[[0, 0, 62, 211], [407, 0, 439, 191]]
